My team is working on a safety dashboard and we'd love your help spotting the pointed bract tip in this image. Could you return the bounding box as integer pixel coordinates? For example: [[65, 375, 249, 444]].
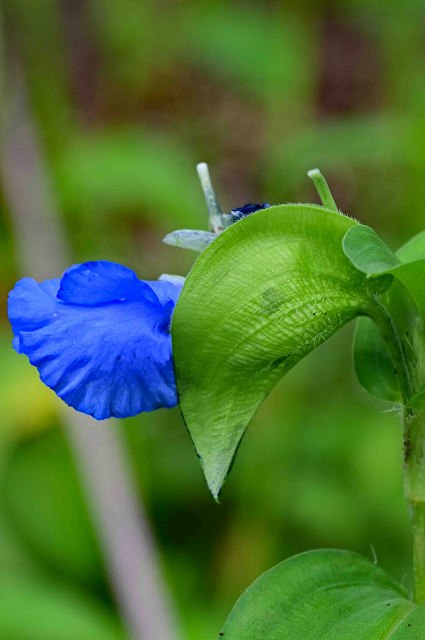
[[162, 231, 179, 246]]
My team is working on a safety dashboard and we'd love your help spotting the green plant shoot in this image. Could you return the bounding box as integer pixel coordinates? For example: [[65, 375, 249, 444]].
[[169, 166, 425, 638]]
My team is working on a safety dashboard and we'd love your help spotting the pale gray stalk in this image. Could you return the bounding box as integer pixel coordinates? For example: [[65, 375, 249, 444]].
[[0, 39, 181, 640]]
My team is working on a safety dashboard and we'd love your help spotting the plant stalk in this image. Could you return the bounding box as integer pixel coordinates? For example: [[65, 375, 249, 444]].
[[0, 38, 181, 640], [404, 407, 425, 604], [196, 162, 223, 232], [307, 168, 338, 212], [369, 297, 425, 603]]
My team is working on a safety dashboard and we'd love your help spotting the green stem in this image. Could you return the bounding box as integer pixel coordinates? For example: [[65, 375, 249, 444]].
[[404, 407, 425, 604], [410, 486, 425, 604], [369, 298, 425, 603], [307, 168, 338, 212]]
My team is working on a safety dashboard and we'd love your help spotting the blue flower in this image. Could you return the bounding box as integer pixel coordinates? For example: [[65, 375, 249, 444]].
[[8, 261, 183, 420], [226, 202, 271, 225]]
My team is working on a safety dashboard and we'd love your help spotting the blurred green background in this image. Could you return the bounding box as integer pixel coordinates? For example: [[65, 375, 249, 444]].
[[0, 1, 424, 638]]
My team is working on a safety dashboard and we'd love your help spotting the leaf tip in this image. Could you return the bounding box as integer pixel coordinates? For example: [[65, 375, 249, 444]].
[[204, 467, 226, 503]]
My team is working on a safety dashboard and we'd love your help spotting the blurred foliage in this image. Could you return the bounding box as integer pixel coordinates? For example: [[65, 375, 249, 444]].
[[0, 0, 424, 637]]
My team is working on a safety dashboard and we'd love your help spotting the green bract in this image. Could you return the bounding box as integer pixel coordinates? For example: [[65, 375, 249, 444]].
[[170, 165, 425, 637], [173, 204, 384, 499], [343, 224, 425, 317], [344, 225, 425, 403], [173, 206, 425, 498], [221, 549, 425, 639], [352, 280, 420, 403]]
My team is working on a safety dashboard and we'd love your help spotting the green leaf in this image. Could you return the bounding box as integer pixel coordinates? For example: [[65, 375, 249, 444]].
[[184, 2, 311, 103], [56, 128, 205, 228], [172, 205, 373, 498], [342, 225, 401, 275], [352, 279, 421, 403], [0, 569, 126, 640], [344, 226, 425, 401], [397, 229, 425, 263], [343, 225, 425, 316], [4, 430, 102, 588], [390, 261, 425, 319], [221, 549, 423, 639], [353, 317, 400, 402], [408, 388, 425, 410]]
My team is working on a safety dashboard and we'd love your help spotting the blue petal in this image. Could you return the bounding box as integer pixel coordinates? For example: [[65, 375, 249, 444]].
[[8, 262, 181, 420], [8, 277, 61, 353], [58, 261, 158, 306], [146, 276, 183, 306]]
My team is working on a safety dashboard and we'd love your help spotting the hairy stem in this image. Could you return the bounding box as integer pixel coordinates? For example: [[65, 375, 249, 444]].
[[369, 297, 425, 603], [411, 500, 425, 603], [307, 168, 338, 212], [403, 407, 425, 604]]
